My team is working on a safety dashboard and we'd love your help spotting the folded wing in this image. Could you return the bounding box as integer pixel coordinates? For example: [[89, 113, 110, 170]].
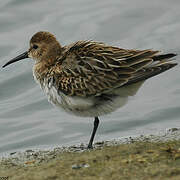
[[52, 41, 177, 97]]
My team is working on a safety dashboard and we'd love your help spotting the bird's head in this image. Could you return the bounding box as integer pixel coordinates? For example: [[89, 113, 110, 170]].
[[2, 31, 62, 68]]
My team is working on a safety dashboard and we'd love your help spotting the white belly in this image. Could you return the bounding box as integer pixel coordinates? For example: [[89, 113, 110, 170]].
[[33, 63, 144, 117], [39, 79, 128, 117]]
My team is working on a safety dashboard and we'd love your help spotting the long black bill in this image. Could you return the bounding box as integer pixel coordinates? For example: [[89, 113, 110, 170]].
[[2, 51, 29, 68]]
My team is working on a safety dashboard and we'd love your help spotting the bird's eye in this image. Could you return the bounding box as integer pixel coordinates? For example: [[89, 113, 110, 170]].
[[33, 45, 38, 49]]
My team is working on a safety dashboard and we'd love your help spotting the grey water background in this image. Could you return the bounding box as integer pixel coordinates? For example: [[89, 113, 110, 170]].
[[0, 0, 180, 155]]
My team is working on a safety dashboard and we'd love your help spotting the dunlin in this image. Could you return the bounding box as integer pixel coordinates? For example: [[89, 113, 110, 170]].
[[2, 31, 177, 148]]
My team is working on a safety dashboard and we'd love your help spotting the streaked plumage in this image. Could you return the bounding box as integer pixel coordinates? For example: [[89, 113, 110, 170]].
[[2, 31, 178, 148]]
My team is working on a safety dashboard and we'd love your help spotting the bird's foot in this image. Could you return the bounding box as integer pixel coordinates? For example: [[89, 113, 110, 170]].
[[87, 144, 93, 149]]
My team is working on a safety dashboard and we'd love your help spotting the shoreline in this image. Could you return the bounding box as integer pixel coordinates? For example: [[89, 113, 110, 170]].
[[1, 128, 180, 166], [0, 128, 180, 179]]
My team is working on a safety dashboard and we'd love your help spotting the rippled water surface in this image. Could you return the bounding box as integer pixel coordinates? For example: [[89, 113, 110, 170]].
[[0, 0, 180, 155]]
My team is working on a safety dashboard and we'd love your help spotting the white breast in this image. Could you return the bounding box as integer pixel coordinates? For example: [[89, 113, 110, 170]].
[[42, 80, 129, 117], [41, 77, 97, 115], [33, 69, 129, 117]]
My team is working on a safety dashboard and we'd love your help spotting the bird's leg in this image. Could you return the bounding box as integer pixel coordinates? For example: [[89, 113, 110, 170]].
[[87, 116, 99, 149]]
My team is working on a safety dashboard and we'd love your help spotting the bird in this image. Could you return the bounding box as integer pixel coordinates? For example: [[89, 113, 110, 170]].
[[2, 31, 177, 149]]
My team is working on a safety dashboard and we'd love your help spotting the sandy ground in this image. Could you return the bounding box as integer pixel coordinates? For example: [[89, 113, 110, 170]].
[[0, 128, 180, 180], [0, 128, 180, 167]]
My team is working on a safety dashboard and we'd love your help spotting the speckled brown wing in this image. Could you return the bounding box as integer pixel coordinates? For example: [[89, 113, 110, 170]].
[[52, 41, 177, 97]]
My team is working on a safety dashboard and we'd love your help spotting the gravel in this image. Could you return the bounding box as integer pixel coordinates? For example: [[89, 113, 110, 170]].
[[0, 128, 180, 167]]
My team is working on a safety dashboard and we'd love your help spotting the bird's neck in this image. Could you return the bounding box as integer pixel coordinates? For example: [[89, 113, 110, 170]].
[[33, 42, 62, 82], [33, 61, 52, 83]]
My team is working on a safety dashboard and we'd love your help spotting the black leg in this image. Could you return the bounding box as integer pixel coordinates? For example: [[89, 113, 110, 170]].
[[87, 117, 99, 149]]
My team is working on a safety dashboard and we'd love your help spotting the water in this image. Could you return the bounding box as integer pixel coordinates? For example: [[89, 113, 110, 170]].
[[0, 0, 180, 155]]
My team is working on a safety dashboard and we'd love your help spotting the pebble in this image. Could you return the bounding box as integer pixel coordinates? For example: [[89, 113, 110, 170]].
[[72, 163, 90, 169]]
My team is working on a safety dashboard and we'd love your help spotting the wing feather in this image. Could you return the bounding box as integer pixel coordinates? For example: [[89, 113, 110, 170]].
[[52, 41, 177, 97]]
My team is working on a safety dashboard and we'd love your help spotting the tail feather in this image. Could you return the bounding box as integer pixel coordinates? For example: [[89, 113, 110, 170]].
[[124, 53, 177, 86], [152, 53, 177, 61]]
